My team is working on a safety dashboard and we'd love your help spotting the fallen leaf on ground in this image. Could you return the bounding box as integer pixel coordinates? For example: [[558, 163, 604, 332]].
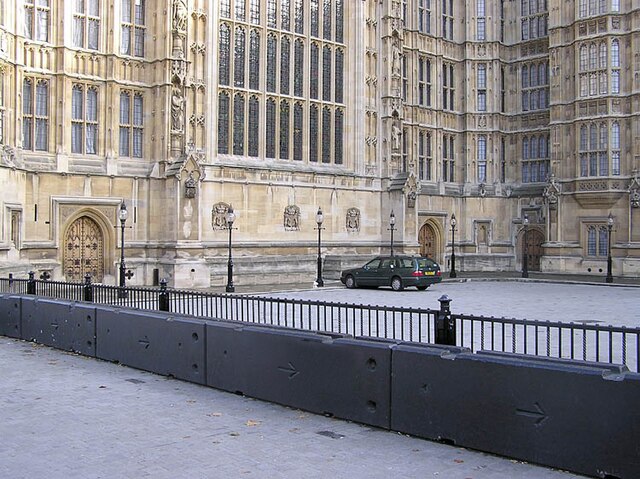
[[245, 420, 261, 427]]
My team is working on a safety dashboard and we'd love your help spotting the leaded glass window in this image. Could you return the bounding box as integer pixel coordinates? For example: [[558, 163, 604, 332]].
[[335, 109, 343, 164], [235, 0, 245, 22], [477, 135, 487, 182], [294, 40, 304, 97], [309, 104, 318, 162], [23, 79, 50, 151], [267, 34, 277, 92], [248, 96, 260, 157], [335, 49, 343, 104], [267, 0, 277, 28], [323, 46, 331, 101], [280, 36, 290, 94], [282, 0, 291, 31], [233, 94, 245, 155], [249, 30, 260, 90], [295, 0, 304, 33], [323, 0, 332, 40], [220, 0, 230, 18], [280, 101, 290, 159], [266, 98, 276, 158], [234, 27, 246, 88], [336, 0, 343, 42], [121, 0, 145, 57], [311, 0, 319, 37], [218, 92, 230, 153], [71, 84, 98, 154], [310, 43, 319, 99], [119, 91, 143, 157], [322, 107, 331, 163], [250, 0, 260, 24], [73, 0, 100, 50], [294, 102, 303, 161], [24, 0, 50, 42], [219, 24, 231, 86]]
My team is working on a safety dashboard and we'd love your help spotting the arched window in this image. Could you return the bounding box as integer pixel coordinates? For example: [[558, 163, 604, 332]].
[[280, 36, 290, 94], [309, 104, 318, 162], [219, 24, 230, 86], [322, 45, 332, 101], [335, 108, 343, 164], [579, 45, 588, 71], [249, 30, 260, 90], [280, 100, 290, 159], [294, 39, 304, 97], [522, 66, 529, 88], [293, 102, 303, 160], [310, 43, 319, 99], [234, 27, 245, 88], [233, 93, 245, 155], [322, 107, 331, 163], [266, 34, 277, 93], [335, 49, 344, 104], [266, 98, 276, 158], [248, 96, 259, 157], [217, 91, 230, 154], [611, 39, 619, 67]]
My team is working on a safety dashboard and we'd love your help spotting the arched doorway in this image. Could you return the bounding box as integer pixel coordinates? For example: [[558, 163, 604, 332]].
[[418, 222, 437, 259], [522, 228, 544, 272], [64, 216, 105, 282]]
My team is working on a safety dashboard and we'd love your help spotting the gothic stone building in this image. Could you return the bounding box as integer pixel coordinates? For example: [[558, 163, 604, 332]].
[[0, 0, 638, 288]]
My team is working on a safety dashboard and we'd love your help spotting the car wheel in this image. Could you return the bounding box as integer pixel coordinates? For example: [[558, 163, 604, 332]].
[[417, 285, 429, 291], [391, 276, 403, 291], [345, 275, 356, 289]]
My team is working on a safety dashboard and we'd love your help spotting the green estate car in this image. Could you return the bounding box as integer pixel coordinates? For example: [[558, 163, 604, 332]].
[[340, 255, 442, 291]]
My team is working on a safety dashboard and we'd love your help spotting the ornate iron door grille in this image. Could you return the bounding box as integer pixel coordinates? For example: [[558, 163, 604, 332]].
[[64, 216, 104, 282]]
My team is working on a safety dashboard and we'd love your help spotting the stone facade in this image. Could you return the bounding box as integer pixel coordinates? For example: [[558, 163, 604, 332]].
[[0, 0, 637, 287]]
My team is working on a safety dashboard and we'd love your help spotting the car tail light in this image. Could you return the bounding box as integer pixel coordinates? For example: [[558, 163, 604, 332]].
[[411, 271, 423, 277], [436, 271, 441, 276]]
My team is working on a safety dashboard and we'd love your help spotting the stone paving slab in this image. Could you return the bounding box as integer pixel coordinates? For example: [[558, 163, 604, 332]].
[[0, 337, 585, 479]]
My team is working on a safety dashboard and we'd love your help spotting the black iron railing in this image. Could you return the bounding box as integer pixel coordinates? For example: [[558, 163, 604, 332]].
[[1, 273, 638, 372]]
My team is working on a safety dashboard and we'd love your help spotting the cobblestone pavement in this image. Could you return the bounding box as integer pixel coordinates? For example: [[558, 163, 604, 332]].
[[0, 337, 586, 479], [265, 279, 639, 328]]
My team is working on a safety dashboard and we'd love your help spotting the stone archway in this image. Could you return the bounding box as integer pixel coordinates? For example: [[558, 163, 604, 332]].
[[63, 216, 105, 282]]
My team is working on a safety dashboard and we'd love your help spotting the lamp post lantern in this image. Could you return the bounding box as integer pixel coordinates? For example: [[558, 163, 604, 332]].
[[226, 205, 236, 293], [522, 214, 529, 278], [118, 200, 128, 298], [315, 207, 324, 287], [388, 211, 397, 256], [606, 213, 614, 283], [450, 213, 457, 278]]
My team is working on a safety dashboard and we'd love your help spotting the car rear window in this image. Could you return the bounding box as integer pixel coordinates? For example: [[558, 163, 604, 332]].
[[417, 258, 437, 268]]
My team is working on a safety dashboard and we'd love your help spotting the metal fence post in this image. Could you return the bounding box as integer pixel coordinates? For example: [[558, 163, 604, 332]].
[[158, 278, 170, 312], [27, 271, 36, 295], [436, 294, 456, 345], [83, 273, 94, 302]]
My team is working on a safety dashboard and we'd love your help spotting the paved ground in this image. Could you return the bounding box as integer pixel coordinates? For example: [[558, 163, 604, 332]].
[[0, 337, 585, 479]]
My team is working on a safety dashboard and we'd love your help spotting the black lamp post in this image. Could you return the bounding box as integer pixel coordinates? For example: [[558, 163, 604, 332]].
[[606, 212, 613, 283], [226, 205, 236, 293], [118, 200, 128, 298], [315, 207, 324, 287], [522, 214, 529, 278], [389, 210, 397, 256], [450, 213, 457, 278]]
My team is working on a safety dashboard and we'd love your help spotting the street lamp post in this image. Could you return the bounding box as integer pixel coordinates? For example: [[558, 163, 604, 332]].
[[389, 211, 396, 256], [606, 212, 614, 283], [522, 214, 529, 278], [315, 207, 324, 287], [226, 205, 236, 293], [118, 201, 128, 298], [450, 213, 457, 278]]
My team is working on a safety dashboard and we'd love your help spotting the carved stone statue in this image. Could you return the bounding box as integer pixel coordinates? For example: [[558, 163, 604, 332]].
[[171, 87, 185, 132], [391, 123, 402, 151], [173, 0, 188, 32]]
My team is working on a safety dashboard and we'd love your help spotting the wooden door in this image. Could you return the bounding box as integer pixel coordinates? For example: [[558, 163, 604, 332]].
[[64, 216, 105, 282], [419, 223, 436, 258]]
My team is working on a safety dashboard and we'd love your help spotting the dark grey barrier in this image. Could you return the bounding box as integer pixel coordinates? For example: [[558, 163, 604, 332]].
[[96, 308, 206, 385], [0, 294, 22, 338], [21, 296, 96, 357], [206, 323, 393, 428], [391, 345, 640, 479]]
